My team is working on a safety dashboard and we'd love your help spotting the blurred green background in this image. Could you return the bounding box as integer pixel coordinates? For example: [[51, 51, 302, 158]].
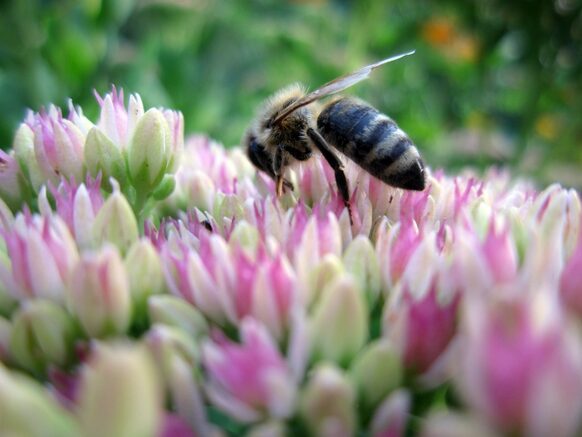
[[1, 0, 581, 186]]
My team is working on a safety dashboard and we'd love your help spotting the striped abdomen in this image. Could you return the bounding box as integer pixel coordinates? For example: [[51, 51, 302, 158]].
[[317, 97, 425, 190]]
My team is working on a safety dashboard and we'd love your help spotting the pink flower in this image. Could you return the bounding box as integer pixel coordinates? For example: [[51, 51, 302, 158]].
[[162, 234, 297, 338], [375, 218, 423, 290], [94, 86, 143, 150], [67, 245, 131, 337], [202, 318, 296, 422], [560, 219, 582, 316], [162, 109, 184, 172], [385, 281, 459, 374], [233, 250, 297, 339], [458, 294, 582, 436], [26, 105, 85, 184], [451, 218, 518, 295], [47, 176, 104, 247], [369, 390, 411, 437], [0, 213, 79, 301], [158, 414, 196, 437]]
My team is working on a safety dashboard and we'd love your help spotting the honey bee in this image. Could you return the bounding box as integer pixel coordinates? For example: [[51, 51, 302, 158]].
[[243, 51, 425, 224]]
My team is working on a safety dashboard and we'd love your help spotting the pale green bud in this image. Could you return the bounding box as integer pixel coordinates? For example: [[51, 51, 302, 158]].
[[77, 343, 162, 437], [67, 245, 131, 337], [302, 254, 344, 306], [0, 316, 11, 363], [213, 192, 245, 221], [349, 339, 403, 408], [310, 275, 368, 366], [421, 411, 498, 437], [0, 253, 17, 317], [247, 421, 286, 437], [148, 295, 208, 340], [183, 170, 216, 211], [300, 364, 356, 437], [10, 300, 77, 375], [343, 235, 381, 304], [0, 363, 80, 436], [13, 123, 44, 191], [145, 324, 198, 369], [84, 127, 127, 188], [128, 108, 171, 194], [0, 196, 14, 231], [229, 220, 260, 254], [93, 189, 138, 254], [125, 239, 164, 302]]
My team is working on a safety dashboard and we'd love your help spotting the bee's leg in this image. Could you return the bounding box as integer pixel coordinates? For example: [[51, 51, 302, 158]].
[[273, 144, 286, 197], [306, 128, 354, 225]]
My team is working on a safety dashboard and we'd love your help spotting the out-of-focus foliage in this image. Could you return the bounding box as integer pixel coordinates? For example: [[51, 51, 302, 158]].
[[0, 0, 581, 186]]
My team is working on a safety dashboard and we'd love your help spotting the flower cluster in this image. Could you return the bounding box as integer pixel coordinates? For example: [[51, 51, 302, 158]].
[[1, 88, 582, 436]]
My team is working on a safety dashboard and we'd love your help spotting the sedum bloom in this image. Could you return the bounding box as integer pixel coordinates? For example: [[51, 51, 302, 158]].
[[0, 213, 79, 302], [299, 363, 356, 437], [25, 105, 85, 185], [10, 300, 77, 375], [457, 293, 582, 436], [43, 176, 104, 248], [202, 318, 296, 423], [0, 149, 26, 210], [67, 245, 131, 337], [77, 343, 163, 437], [92, 183, 139, 253], [1, 87, 582, 436], [0, 363, 80, 436]]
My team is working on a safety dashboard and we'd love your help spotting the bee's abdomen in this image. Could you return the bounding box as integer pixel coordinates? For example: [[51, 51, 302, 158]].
[[317, 97, 425, 190]]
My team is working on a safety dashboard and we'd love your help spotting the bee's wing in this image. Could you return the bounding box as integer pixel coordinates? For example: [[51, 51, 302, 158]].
[[273, 50, 415, 125]]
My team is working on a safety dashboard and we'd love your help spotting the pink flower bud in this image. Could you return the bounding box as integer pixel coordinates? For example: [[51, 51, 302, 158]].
[[560, 226, 582, 316], [375, 219, 423, 290], [158, 413, 196, 437], [146, 325, 209, 436], [384, 281, 459, 375], [162, 109, 184, 173], [237, 252, 297, 340], [457, 295, 582, 436], [50, 177, 104, 248], [369, 389, 411, 437], [27, 106, 85, 184], [95, 86, 143, 150], [202, 318, 296, 423], [0, 214, 79, 301], [67, 245, 131, 337]]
